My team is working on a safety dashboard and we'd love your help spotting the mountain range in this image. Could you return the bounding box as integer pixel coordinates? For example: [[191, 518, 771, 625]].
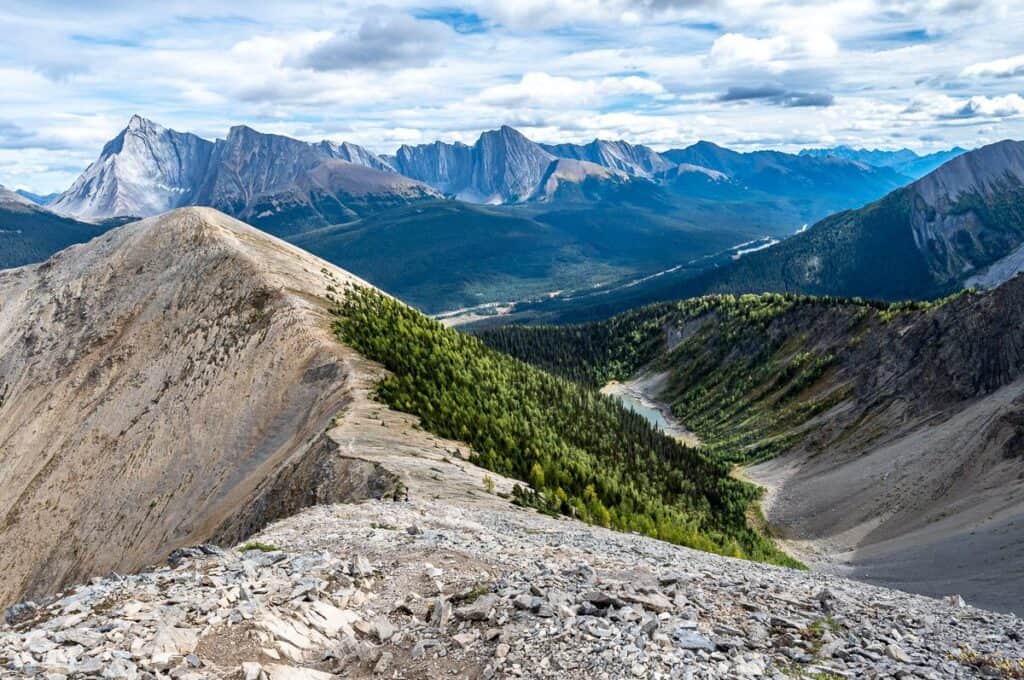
[[47, 116, 911, 226], [473, 139, 1024, 325], [800, 144, 966, 179], [0, 116, 912, 312], [50, 116, 440, 235]]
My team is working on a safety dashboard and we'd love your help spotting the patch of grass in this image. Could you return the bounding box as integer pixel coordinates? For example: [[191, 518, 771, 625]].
[[482, 474, 496, 494], [954, 645, 1024, 678], [804, 616, 844, 656], [778, 661, 845, 680], [451, 583, 491, 605], [238, 541, 279, 553]]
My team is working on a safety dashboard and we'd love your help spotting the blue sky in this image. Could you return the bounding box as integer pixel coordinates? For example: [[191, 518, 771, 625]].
[[1, 0, 1024, 192]]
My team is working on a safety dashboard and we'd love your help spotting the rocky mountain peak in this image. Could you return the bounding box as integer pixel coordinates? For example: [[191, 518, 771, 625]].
[[912, 139, 1024, 208], [50, 117, 214, 220], [126, 113, 159, 132], [50, 119, 430, 224]]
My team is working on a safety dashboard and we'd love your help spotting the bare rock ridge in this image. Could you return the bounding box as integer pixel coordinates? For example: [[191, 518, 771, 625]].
[[0, 207, 402, 608], [50, 118, 439, 229]]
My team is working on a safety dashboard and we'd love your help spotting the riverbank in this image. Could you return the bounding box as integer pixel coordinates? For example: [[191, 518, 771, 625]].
[[600, 372, 701, 448]]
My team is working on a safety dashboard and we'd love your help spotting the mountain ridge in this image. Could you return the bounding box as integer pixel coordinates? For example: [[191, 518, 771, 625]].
[[477, 281, 1024, 612], [470, 138, 1024, 326], [50, 117, 915, 222], [50, 116, 439, 229]]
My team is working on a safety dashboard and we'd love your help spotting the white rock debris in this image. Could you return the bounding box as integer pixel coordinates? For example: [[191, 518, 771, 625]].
[[3, 497, 1021, 679]]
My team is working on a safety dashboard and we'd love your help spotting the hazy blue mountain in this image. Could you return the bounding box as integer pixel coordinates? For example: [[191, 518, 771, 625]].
[[465, 140, 1024, 325], [799, 144, 968, 179], [394, 130, 911, 218], [662, 141, 911, 208], [14, 190, 59, 205]]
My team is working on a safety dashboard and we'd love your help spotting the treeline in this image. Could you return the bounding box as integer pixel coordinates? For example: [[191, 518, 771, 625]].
[[478, 292, 966, 463], [332, 284, 800, 567]]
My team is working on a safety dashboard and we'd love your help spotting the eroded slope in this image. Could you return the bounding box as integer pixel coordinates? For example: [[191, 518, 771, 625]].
[[479, 286, 1024, 611], [0, 207, 390, 607]]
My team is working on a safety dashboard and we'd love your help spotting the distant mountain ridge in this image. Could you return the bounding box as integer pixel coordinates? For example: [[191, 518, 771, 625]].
[[49, 116, 916, 224], [0, 183, 127, 270], [464, 139, 1024, 326], [799, 144, 967, 179], [14, 189, 58, 205], [50, 116, 440, 233]]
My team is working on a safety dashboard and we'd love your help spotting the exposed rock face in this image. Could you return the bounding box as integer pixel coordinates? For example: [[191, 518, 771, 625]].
[[529, 159, 628, 202], [0, 207, 403, 608], [50, 116, 214, 219], [189, 126, 437, 234], [392, 141, 475, 196], [394, 126, 556, 204], [50, 118, 436, 228], [315, 140, 396, 173], [906, 140, 1024, 286], [540, 139, 675, 178]]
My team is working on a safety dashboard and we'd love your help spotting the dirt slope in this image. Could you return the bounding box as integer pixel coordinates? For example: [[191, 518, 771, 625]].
[[0, 207, 409, 607]]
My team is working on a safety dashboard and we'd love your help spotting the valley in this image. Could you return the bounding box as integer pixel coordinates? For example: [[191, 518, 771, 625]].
[[1, 196, 1022, 677], [479, 286, 1024, 615]]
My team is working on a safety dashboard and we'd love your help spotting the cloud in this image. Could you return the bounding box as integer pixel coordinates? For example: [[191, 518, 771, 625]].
[[0, 121, 72, 150], [938, 94, 1024, 119], [708, 31, 837, 69], [961, 54, 1024, 79], [298, 13, 455, 72], [718, 85, 833, 107], [476, 72, 666, 107]]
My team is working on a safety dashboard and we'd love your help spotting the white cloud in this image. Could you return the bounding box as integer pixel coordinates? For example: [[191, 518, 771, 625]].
[[476, 72, 665, 107], [961, 54, 1024, 78], [707, 31, 838, 71], [938, 94, 1024, 119], [709, 34, 789, 66], [3, 0, 1024, 191]]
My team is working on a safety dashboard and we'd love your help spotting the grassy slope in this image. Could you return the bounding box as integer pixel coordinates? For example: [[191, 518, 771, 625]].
[[477, 293, 956, 463], [330, 281, 801, 567]]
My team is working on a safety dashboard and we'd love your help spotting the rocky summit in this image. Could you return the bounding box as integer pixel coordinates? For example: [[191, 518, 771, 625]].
[[3, 493, 1023, 679]]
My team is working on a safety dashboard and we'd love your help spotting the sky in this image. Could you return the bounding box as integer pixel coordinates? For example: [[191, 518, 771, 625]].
[[2, 0, 1024, 193]]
